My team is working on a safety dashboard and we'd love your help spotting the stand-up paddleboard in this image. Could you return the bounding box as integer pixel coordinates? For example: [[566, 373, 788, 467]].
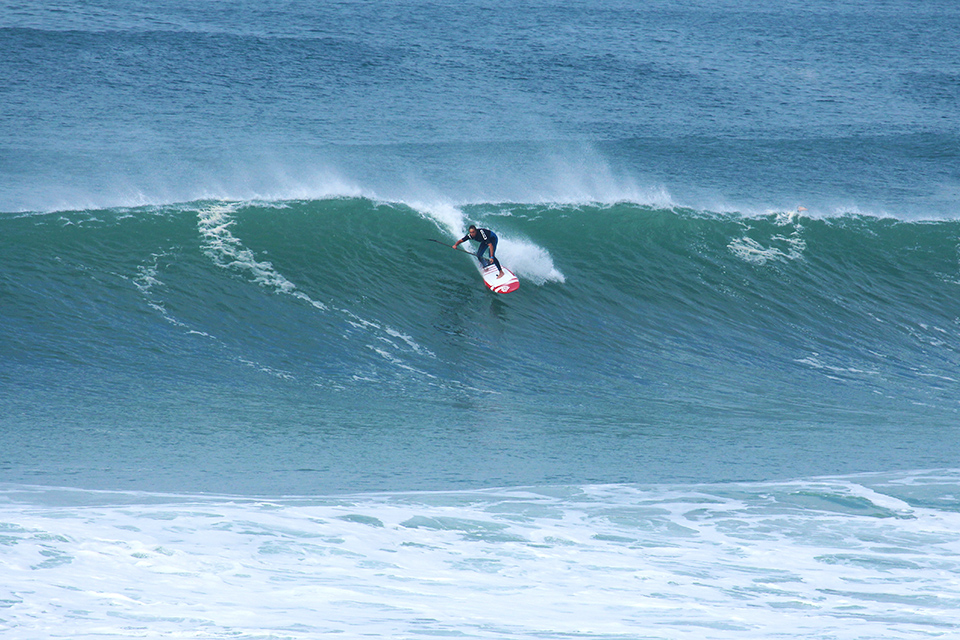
[[428, 239, 520, 294], [481, 263, 520, 294]]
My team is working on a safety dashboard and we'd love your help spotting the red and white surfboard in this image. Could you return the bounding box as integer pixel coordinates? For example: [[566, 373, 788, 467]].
[[480, 263, 520, 294]]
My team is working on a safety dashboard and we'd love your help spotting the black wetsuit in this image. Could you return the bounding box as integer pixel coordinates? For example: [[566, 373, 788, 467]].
[[460, 228, 502, 271]]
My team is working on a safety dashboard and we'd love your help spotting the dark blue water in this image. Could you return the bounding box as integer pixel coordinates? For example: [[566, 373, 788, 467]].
[[2, 0, 958, 215]]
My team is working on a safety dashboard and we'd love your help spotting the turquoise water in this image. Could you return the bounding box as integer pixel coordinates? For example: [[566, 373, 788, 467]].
[[4, 200, 960, 496], [3, 1, 960, 637]]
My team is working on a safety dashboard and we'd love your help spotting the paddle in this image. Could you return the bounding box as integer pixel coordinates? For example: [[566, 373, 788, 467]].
[[428, 238, 501, 272], [427, 238, 475, 256]]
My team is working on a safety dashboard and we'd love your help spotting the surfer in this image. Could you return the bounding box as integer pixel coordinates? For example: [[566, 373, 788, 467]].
[[454, 225, 504, 278]]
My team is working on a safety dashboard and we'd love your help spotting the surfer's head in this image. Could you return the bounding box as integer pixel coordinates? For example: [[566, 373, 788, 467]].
[[468, 225, 477, 237]]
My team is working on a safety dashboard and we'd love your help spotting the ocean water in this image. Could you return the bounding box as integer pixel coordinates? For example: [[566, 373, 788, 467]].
[[3, 1, 960, 638]]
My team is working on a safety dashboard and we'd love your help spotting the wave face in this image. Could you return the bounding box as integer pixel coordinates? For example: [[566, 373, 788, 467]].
[[3, 199, 960, 493]]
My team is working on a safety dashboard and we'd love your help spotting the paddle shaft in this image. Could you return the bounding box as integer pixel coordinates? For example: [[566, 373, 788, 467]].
[[427, 238, 476, 256]]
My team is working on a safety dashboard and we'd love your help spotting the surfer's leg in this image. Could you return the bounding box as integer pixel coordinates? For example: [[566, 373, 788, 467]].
[[476, 243, 491, 267], [489, 238, 503, 276]]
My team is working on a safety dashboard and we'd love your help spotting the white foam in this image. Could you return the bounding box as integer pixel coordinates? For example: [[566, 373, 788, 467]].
[[406, 199, 468, 237], [198, 204, 322, 306], [2, 473, 959, 639], [729, 228, 806, 266], [495, 234, 566, 285], [195, 203, 435, 374], [130, 251, 195, 331], [406, 201, 566, 285]]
